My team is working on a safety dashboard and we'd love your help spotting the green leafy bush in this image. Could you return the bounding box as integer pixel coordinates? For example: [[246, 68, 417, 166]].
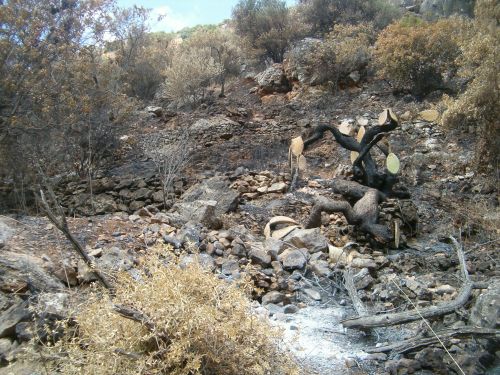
[[41, 246, 299, 375], [374, 17, 462, 96]]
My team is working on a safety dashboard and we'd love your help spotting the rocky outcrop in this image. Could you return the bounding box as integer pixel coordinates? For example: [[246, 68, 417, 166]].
[[255, 64, 291, 95]]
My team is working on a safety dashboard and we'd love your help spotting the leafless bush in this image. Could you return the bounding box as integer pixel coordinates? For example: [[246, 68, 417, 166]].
[[141, 129, 192, 207]]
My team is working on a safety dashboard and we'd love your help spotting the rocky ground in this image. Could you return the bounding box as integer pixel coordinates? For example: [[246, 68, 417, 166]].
[[0, 68, 498, 374]]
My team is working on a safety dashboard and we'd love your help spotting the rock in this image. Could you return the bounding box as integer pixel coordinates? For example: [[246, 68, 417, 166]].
[[221, 259, 239, 276], [78, 247, 134, 283], [53, 259, 79, 286], [190, 115, 239, 134], [303, 288, 321, 301], [174, 200, 222, 229], [283, 228, 329, 253], [0, 337, 14, 362], [132, 187, 153, 201], [385, 358, 421, 374], [152, 190, 164, 203], [129, 200, 145, 211], [283, 304, 299, 314], [0, 301, 30, 339], [284, 38, 326, 86], [180, 176, 239, 217], [146, 106, 163, 116], [255, 63, 291, 95], [351, 257, 377, 270], [267, 182, 287, 193], [14, 322, 33, 342], [248, 243, 272, 267], [178, 223, 203, 246], [179, 254, 215, 272], [415, 348, 448, 373], [0, 218, 14, 249], [353, 268, 374, 290], [37, 292, 70, 319], [265, 303, 283, 316], [263, 238, 286, 260], [0, 252, 63, 292], [310, 260, 331, 277], [90, 177, 115, 194], [278, 248, 308, 271], [348, 70, 361, 84], [92, 193, 118, 214], [262, 291, 285, 305], [469, 281, 499, 329]]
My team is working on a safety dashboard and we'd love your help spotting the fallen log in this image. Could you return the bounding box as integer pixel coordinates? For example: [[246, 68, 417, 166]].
[[365, 327, 499, 354], [342, 237, 472, 329], [343, 269, 369, 317]]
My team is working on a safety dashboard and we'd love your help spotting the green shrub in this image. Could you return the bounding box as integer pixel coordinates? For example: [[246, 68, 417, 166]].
[[41, 246, 299, 375], [374, 17, 462, 96], [297, 0, 401, 35]]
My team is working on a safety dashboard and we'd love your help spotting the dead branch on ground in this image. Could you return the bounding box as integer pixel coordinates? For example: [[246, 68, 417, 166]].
[[341, 237, 472, 329]]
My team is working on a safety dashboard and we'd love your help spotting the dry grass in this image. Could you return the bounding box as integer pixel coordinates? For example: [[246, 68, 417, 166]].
[[37, 245, 299, 375]]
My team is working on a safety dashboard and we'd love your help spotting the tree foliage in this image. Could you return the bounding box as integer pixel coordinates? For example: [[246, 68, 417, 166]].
[[232, 0, 306, 62]]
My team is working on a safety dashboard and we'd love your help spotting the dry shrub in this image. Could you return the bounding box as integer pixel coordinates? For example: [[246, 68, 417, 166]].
[[162, 47, 223, 106], [374, 16, 463, 96], [42, 246, 298, 375], [442, 0, 500, 168]]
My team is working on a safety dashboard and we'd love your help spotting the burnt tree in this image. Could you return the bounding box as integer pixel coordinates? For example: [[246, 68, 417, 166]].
[[302, 109, 410, 244]]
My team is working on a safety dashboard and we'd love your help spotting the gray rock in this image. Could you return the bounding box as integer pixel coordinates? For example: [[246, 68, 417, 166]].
[[132, 187, 153, 201], [0, 337, 14, 361], [174, 200, 222, 229], [283, 304, 299, 314], [255, 63, 291, 95], [262, 291, 285, 305], [283, 228, 329, 254], [469, 281, 499, 329], [92, 193, 118, 214], [221, 259, 239, 276], [353, 268, 374, 290], [178, 223, 203, 246], [0, 218, 14, 249], [190, 116, 239, 133], [129, 200, 145, 211], [303, 288, 321, 301], [278, 248, 308, 271], [90, 177, 115, 194], [179, 254, 215, 272], [420, 0, 474, 18], [263, 238, 286, 260], [0, 252, 63, 292], [146, 106, 163, 116], [15, 322, 33, 342], [310, 260, 331, 277], [180, 176, 239, 217], [264, 303, 283, 316], [267, 182, 287, 193], [351, 257, 377, 270], [0, 301, 30, 339], [248, 243, 272, 267]]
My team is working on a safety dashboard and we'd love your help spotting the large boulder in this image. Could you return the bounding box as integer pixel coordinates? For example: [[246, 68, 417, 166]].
[[284, 38, 328, 86], [255, 63, 291, 95], [179, 177, 239, 218]]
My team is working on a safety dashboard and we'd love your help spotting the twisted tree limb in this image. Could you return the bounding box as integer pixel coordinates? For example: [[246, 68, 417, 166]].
[[305, 186, 392, 243]]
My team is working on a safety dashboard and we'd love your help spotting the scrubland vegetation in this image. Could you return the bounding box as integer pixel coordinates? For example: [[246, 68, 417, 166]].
[[0, 0, 498, 372]]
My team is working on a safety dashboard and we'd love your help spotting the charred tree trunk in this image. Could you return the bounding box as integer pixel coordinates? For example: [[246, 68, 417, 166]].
[[303, 109, 409, 198]]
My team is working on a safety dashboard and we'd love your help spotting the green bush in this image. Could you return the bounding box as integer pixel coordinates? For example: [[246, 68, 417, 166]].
[[297, 0, 401, 35], [374, 17, 462, 96]]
